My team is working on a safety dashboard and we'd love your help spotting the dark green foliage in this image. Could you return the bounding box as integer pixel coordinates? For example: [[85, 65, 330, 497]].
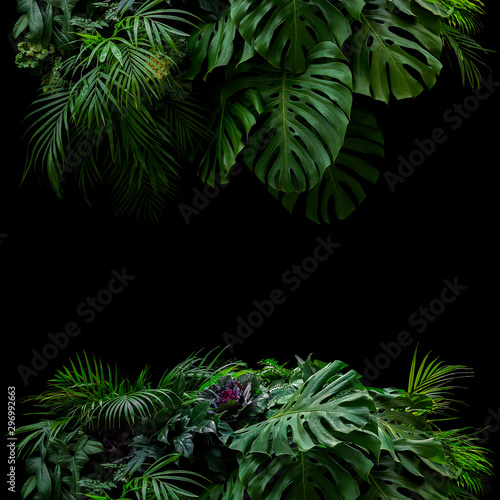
[[13, 0, 491, 222], [16, 348, 494, 499]]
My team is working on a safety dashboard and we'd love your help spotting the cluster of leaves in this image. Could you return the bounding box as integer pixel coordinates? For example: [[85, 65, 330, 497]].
[[13, 0, 491, 222], [16, 347, 494, 499]]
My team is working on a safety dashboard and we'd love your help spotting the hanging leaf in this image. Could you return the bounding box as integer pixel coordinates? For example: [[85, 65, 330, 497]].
[[348, 0, 443, 102], [231, 0, 351, 73], [269, 105, 384, 222], [199, 89, 263, 186], [223, 41, 352, 194], [185, 10, 237, 80], [16, 0, 44, 42]]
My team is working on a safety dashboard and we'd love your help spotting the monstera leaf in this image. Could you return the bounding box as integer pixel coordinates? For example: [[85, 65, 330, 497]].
[[222, 41, 352, 193], [239, 448, 367, 500], [338, 0, 366, 19], [229, 360, 378, 457], [199, 89, 263, 186], [230, 0, 351, 73], [197, 469, 246, 500], [348, 0, 443, 102], [185, 9, 237, 80], [361, 457, 450, 500], [269, 105, 384, 222]]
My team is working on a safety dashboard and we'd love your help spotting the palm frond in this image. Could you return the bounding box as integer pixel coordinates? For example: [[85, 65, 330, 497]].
[[124, 453, 205, 499], [439, 0, 485, 34], [435, 427, 494, 498], [23, 352, 175, 429], [407, 346, 474, 420], [15, 417, 74, 459], [22, 85, 74, 196], [441, 23, 492, 88], [157, 347, 243, 397], [163, 92, 211, 161]]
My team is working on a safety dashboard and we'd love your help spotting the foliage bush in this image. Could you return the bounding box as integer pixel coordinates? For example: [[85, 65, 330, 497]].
[[12, 0, 491, 222], [17, 348, 494, 499]]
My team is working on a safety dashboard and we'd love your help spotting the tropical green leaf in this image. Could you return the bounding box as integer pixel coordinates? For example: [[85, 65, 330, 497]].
[[413, 0, 451, 17], [230, 0, 351, 73], [439, 0, 485, 33], [224, 41, 352, 193], [360, 457, 450, 500], [338, 0, 366, 20], [124, 454, 205, 499], [35, 459, 52, 500], [45, 0, 80, 38], [163, 93, 211, 161], [436, 427, 494, 497], [21, 475, 37, 500], [239, 448, 363, 500], [407, 348, 474, 419], [230, 360, 378, 457], [185, 9, 237, 80], [197, 469, 246, 499], [13, 13, 29, 38], [17, 0, 44, 42], [440, 22, 491, 88], [51, 464, 62, 500], [269, 105, 384, 222], [199, 88, 263, 186], [41, 3, 54, 48], [348, 0, 443, 102]]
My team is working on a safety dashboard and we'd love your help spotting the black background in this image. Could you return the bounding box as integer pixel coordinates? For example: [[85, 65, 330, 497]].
[[3, 1, 499, 498]]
